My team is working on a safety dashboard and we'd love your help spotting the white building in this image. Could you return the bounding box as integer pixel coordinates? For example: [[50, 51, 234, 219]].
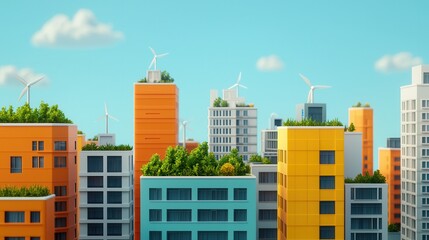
[[261, 130, 278, 163], [79, 134, 134, 239], [400, 65, 429, 240], [208, 88, 257, 161], [345, 183, 388, 240], [250, 163, 277, 240], [345, 132, 363, 179]]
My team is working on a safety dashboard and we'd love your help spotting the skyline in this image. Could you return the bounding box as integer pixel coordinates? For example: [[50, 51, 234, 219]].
[[1, 1, 429, 169]]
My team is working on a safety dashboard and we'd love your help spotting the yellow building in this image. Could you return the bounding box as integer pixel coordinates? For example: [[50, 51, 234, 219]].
[[277, 126, 344, 240]]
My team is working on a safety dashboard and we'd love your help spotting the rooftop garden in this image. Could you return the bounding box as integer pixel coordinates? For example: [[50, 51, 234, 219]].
[[213, 97, 229, 107], [352, 102, 371, 107], [82, 143, 133, 151], [0, 185, 50, 197], [249, 154, 272, 164], [236, 103, 254, 107], [345, 170, 386, 183], [141, 142, 250, 176], [0, 102, 72, 123], [283, 118, 343, 127], [139, 70, 174, 83]]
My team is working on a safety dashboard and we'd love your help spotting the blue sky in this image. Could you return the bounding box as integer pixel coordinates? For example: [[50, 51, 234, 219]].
[[1, 1, 428, 169]]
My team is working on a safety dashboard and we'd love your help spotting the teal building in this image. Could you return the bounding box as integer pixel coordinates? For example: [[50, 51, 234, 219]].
[[140, 176, 257, 240]]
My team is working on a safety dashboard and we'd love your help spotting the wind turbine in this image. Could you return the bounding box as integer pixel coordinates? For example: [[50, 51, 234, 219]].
[[180, 120, 193, 149], [16, 74, 44, 106], [269, 112, 278, 130], [148, 47, 169, 70], [228, 72, 247, 97], [101, 103, 119, 134], [299, 73, 331, 104]]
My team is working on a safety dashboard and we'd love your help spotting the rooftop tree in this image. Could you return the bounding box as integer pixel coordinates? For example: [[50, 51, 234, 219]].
[[0, 102, 72, 123]]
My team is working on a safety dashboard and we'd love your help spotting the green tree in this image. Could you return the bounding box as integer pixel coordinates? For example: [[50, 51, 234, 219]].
[[160, 71, 174, 83], [249, 154, 271, 164], [345, 170, 386, 183], [220, 100, 229, 107], [348, 122, 356, 132], [220, 163, 235, 176], [388, 223, 400, 232], [213, 97, 222, 107]]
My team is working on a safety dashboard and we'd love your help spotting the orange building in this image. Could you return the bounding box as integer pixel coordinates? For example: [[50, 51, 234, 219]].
[[0, 124, 78, 240], [180, 140, 200, 153], [134, 83, 179, 240], [349, 106, 373, 174], [379, 138, 401, 225], [0, 194, 55, 239]]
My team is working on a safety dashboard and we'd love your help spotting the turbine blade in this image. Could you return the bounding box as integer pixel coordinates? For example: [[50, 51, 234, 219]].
[[148, 58, 155, 69], [238, 84, 247, 89], [237, 72, 242, 84], [157, 53, 169, 58], [149, 47, 156, 55], [299, 73, 312, 87], [29, 75, 44, 86], [109, 115, 119, 121], [228, 84, 238, 89], [15, 74, 27, 86], [314, 85, 331, 89], [18, 86, 28, 101]]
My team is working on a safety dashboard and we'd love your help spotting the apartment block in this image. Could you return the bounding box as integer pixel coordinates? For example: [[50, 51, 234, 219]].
[[261, 130, 278, 164], [140, 176, 257, 240]]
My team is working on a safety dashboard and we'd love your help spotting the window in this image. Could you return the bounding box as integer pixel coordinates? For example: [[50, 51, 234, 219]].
[[54, 141, 66, 151], [424, 72, 429, 84], [355, 233, 378, 240], [54, 157, 66, 168], [198, 209, 228, 221], [234, 209, 247, 221], [87, 176, 103, 188], [259, 191, 277, 202], [87, 191, 103, 204], [198, 231, 228, 240], [10, 156, 22, 173], [107, 156, 122, 172], [234, 188, 247, 200], [259, 172, 277, 183], [5, 212, 24, 222], [353, 188, 378, 200], [259, 229, 277, 240], [5, 238, 24, 240], [243, 120, 248, 125], [55, 217, 66, 227], [167, 188, 191, 200], [107, 207, 122, 219], [149, 209, 162, 221], [32, 157, 44, 168], [88, 208, 103, 219], [150, 231, 162, 240], [351, 203, 382, 214], [87, 156, 103, 172], [320, 151, 335, 164], [107, 191, 122, 204], [320, 226, 335, 239], [38, 141, 44, 150], [167, 209, 191, 221], [243, 110, 248, 116], [198, 188, 227, 200], [107, 223, 122, 236], [54, 233, 66, 240], [55, 202, 67, 212], [234, 231, 247, 240], [259, 209, 277, 221], [54, 186, 67, 196], [107, 176, 122, 188], [320, 176, 335, 189], [149, 188, 162, 200], [30, 211, 40, 223], [88, 223, 103, 236], [32, 141, 37, 151], [320, 201, 335, 214], [30, 238, 40, 240], [167, 231, 191, 240]]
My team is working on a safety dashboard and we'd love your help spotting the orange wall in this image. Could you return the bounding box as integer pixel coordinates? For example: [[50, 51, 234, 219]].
[[0, 124, 78, 240], [0, 194, 55, 239], [349, 107, 373, 175], [379, 148, 401, 224], [134, 83, 178, 240]]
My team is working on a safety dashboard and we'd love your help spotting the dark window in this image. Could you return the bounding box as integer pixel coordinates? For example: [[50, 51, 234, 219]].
[[87, 176, 103, 188], [167, 209, 191, 221], [10, 156, 22, 173], [38, 141, 44, 151], [107, 191, 122, 204], [167, 231, 191, 240], [149, 209, 162, 221], [355, 233, 378, 240], [198, 188, 227, 200], [234, 188, 247, 200], [88, 223, 103, 236], [394, 194, 400, 199], [198, 209, 228, 221], [54, 186, 67, 196], [167, 188, 192, 200], [351, 218, 378, 230], [320, 151, 335, 164], [320, 176, 335, 189], [354, 188, 378, 200], [234, 209, 247, 221], [149, 188, 162, 200], [54, 233, 66, 240], [107, 176, 122, 188], [55, 217, 66, 227], [88, 208, 103, 219], [424, 73, 429, 84], [259, 228, 277, 239], [320, 226, 335, 239], [87, 191, 103, 204], [150, 231, 162, 240], [54, 157, 66, 168], [394, 175, 400, 180], [5, 211, 24, 222], [394, 166, 400, 170], [234, 231, 247, 240], [259, 172, 277, 183], [32, 156, 44, 168], [259, 191, 277, 202], [259, 209, 277, 221], [198, 231, 228, 240], [55, 202, 67, 212], [30, 238, 40, 240], [54, 141, 67, 151], [107, 156, 122, 172], [30, 211, 40, 223], [320, 201, 335, 214], [351, 203, 382, 214], [32, 141, 37, 151], [5, 238, 25, 240], [107, 223, 122, 236], [87, 156, 103, 172], [107, 208, 122, 219]]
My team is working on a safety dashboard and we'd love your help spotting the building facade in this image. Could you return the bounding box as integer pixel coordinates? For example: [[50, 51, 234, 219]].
[[348, 106, 374, 175], [400, 65, 429, 240], [140, 176, 257, 240], [261, 130, 278, 163], [0, 123, 78, 240], [379, 138, 401, 225], [344, 132, 363, 179], [345, 183, 388, 240], [277, 126, 345, 240], [296, 103, 327, 122], [208, 89, 257, 161], [250, 163, 277, 240], [134, 82, 178, 240]]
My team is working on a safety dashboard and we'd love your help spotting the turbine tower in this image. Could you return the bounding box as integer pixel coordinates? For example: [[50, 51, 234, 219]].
[[228, 72, 247, 97], [299, 73, 331, 103], [102, 103, 119, 134], [16, 74, 44, 106], [180, 120, 189, 149], [269, 112, 278, 130], [148, 47, 169, 70]]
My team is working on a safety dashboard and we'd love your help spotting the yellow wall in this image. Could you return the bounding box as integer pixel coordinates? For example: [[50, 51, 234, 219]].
[[277, 127, 345, 240], [349, 107, 373, 175]]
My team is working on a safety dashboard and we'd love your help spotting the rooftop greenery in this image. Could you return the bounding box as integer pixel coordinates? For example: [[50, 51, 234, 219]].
[[345, 170, 386, 183], [77, 130, 84, 134], [82, 143, 133, 151], [352, 102, 371, 107], [0, 102, 72, 123], [283, 118, 343, 127], [141, 142, 250, 176], [139, 70, 174, 83], [236, 103, 254, 107], [213, 97, 229, 107], [0, 185, 50, 197], [249, 154, 272, 164]]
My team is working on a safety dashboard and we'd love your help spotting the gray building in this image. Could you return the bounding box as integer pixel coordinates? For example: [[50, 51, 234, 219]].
[[261, 130, 278, 164], [344, 132, 363, 179], [296, 103, 327, 122]]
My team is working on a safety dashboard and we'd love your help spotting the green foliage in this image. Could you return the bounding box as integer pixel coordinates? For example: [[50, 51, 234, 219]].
[[345, 170, 386, 183], [88, 136, 98, 141], [220, 100, 229, 107], [388, 223, 400, 232], [138, 70, 174, 83], [364, 103, 370, 107], [219, 163, 235, 176], [249, 154, 272, 164], [0, 185, 50, 197], [236, 103, 252, 107], [82, 143, 133, 151], [0, 102, 72, 123], [348, 122, 356, 132], [283, 118, 343, 127], [213, 97, 229, 107], [352, 101, 371, 108], [77, 130, 84, 134], [141, 142, 250, 176]]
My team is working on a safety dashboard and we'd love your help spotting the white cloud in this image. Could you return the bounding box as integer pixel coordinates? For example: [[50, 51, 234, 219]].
[[256, 55, 284, 71], [32, 9, 123, 48], [0, 65, 47, 86], [375, 52, 422, 72]]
